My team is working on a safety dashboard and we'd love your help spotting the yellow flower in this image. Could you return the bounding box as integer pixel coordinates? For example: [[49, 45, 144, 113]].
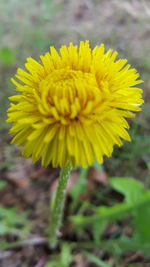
[[7, 41, 143, 168]]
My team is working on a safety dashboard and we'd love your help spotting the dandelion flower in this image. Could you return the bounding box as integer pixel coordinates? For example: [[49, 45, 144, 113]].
[[7, 41, 143, 168]]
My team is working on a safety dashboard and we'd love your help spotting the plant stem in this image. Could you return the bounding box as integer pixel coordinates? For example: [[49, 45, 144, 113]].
[[49, 163, 71, 249]]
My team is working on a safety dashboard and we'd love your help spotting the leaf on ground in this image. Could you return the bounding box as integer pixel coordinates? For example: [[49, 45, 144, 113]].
[[88, 168, 108, 186], [30, 167, 47, 179], [6, 167, 30, 188]]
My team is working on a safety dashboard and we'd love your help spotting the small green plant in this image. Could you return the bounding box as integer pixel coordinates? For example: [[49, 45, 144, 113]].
[[0, 206, 30, 236], [0, 182, 31, 250], [0, 206, 31, 250], [71, 176, 150, 258], [45, 242, 73, 267]]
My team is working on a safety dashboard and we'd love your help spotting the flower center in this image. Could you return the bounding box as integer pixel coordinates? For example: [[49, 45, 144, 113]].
[[38, 68, 102, 125]]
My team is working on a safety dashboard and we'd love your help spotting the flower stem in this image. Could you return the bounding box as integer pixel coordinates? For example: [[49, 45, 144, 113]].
[[49, 163, 71, 249]]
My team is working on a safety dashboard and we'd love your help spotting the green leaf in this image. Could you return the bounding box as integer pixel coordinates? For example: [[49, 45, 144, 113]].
[[71, 177, 150, 256], [44, 261, 57, 267], [60, 243, 73, 266], [71, 191, 150, 226], [92, 220, 106, 243], [109, 177, 145, 203], [88, 236, 150, 257], [71, 168, 88, 199], [133, 200, 150, 242], [70, 168, 88, 211], [0, 206, 30, 238], [45, 243, 72, 267], [84, 252, 111, 267]]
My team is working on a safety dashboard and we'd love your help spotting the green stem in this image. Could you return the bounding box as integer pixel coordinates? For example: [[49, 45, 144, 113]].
[[49, 163, 71, 249]]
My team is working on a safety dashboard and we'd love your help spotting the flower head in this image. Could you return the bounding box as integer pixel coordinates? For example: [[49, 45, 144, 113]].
[[7, 41, 143, 167]]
